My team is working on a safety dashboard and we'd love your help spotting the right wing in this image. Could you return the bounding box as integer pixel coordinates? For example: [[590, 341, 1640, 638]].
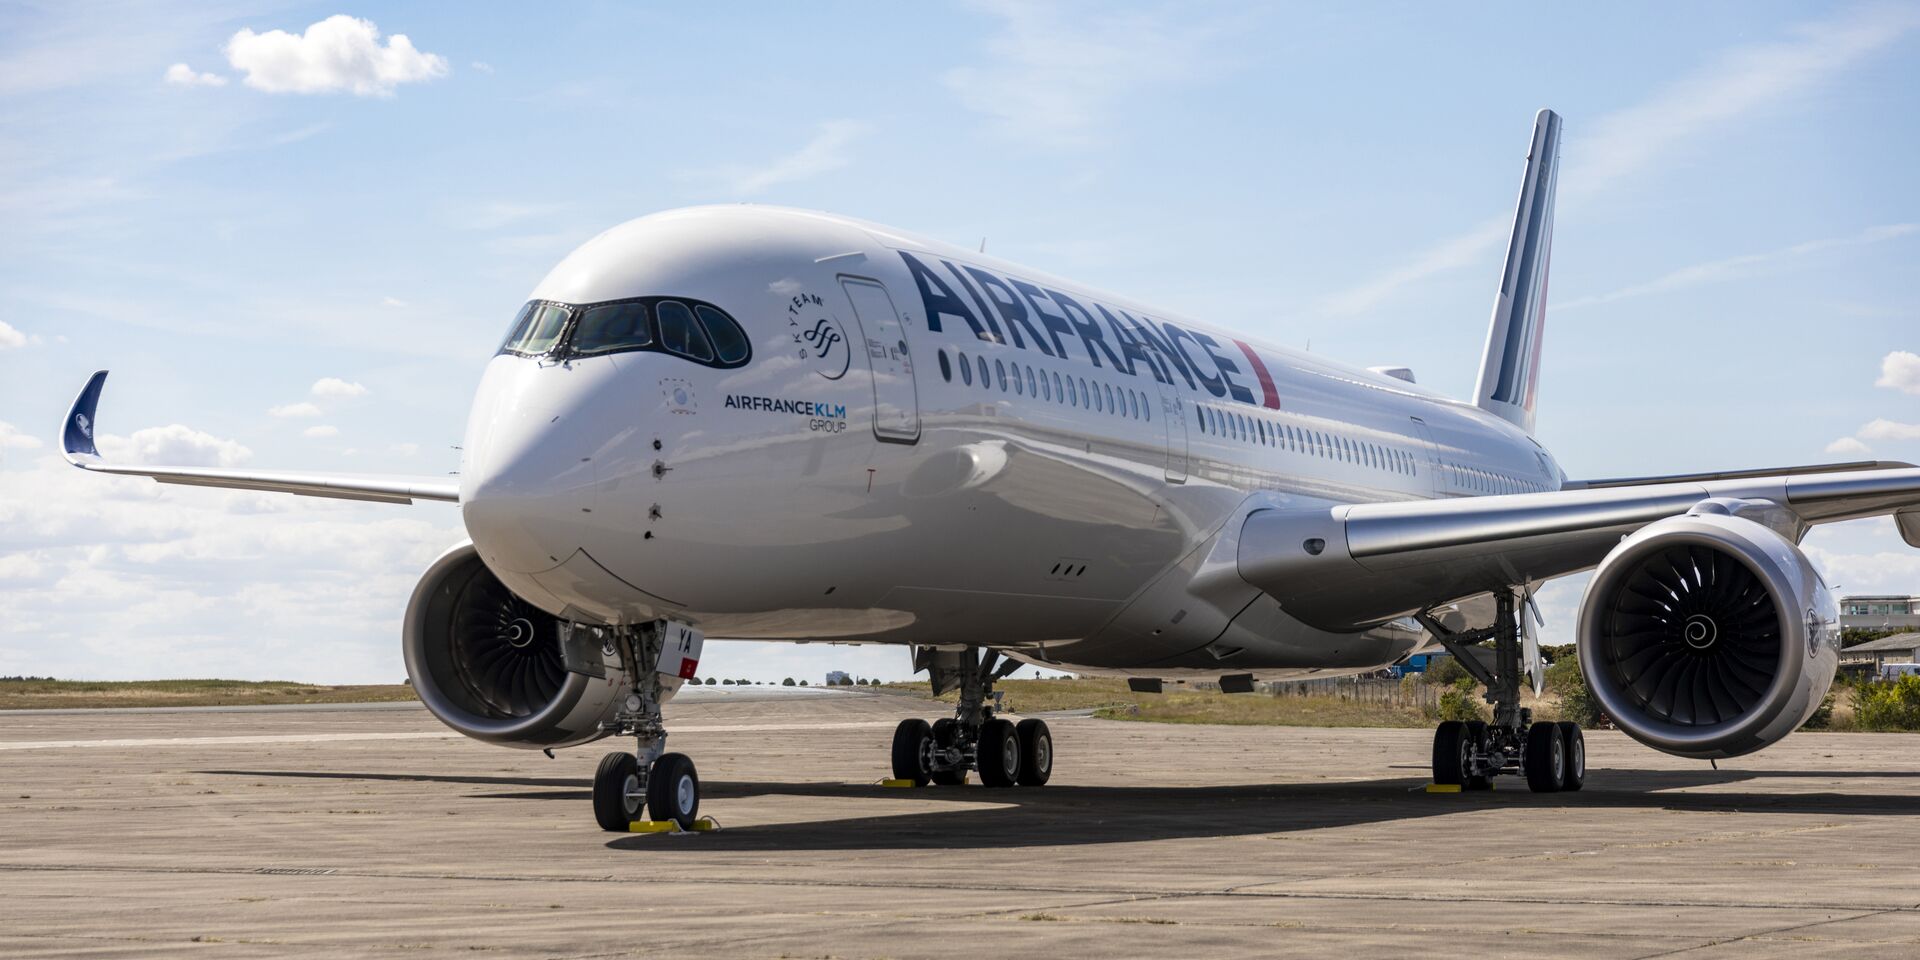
[[61, 371, 460, 505], [1239, 465, 1920, 631]]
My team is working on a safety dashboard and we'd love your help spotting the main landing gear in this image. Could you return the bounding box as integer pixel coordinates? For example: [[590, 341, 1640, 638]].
[[890, 647, 1053, 788], [591, 621, 702, 831], [1418, 592, 1586, 794]]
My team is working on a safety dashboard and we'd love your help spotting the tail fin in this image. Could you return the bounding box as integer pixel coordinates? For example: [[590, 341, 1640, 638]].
[[1473, 108, 1561, 436]]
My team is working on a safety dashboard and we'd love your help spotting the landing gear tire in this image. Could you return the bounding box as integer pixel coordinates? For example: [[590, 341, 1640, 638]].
[[929, 718, 967, 786], [891, 718, 931, 786], [647, 752, 700, 829], [1015, 718, 1052, 786], [1432, 720, 1469, 786], [1462, 720, 1492, 790], [1558, 722, 1586, 791], [1524, 722, 1566, 793], [592, 751, 645, 832], [977, 717, 1020, 787]]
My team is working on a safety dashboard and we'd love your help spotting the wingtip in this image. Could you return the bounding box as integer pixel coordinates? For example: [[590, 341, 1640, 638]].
[[62, 370, 108, 465]]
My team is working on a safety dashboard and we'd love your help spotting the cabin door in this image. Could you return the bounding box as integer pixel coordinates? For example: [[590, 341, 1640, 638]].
[[839, 277, 920, 443]]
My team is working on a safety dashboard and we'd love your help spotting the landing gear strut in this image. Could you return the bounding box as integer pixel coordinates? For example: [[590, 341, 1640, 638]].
[[1418, 592, 1585, 794], [591, 620, 702, 831], [890, 647, 1052, 788]]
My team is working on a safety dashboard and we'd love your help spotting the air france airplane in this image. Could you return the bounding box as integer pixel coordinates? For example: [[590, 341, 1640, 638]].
[[61, 110, 1920, 830]]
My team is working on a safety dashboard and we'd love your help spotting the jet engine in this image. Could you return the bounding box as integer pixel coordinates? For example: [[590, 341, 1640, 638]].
[[403, 541, 639, 749], [1577, 508, 1839, 760]]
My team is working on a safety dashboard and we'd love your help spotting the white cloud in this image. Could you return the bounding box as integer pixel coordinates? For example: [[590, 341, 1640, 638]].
[[728, 120, 867, 196], [0, 421, 44, 451], [311, 377, 368, 398], [1318, 6, 1920, 316], [457, 200, 568, 231], [945, 0, 1222, 149], [1875, 350, 1920, 395], [387, 442, 420, 457], [0, 319, 26, 349], [224, 15, 448, 97], [99, 425, 251, 468], [380, 296, 407, 307], [268, 401, 322, 418], [303, 424, 341, 439], [163, 63, 227, 87], [1558, 224, 1917, 310], [1826, 437, 1872, 457], [1859, 419, 1920, 442], [470, 61, 494, 75]]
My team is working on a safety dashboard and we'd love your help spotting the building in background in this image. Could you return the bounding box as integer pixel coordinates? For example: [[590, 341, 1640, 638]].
[[1840, 595, 1920, 632], [825, 670, 851, 686], [1839, 633, 1920, 676]]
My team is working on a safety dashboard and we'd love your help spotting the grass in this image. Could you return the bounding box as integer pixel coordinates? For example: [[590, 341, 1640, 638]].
[[0, 677, 418, 710], [883, 677, 1452, 728]]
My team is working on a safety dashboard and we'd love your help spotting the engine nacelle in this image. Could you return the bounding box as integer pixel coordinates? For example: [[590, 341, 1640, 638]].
[[1577, 510, 1839, 760], [403, 541, 665, 749]]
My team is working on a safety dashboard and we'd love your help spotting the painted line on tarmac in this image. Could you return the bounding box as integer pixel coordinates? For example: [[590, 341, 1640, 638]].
[[0, 720, 899, 752]]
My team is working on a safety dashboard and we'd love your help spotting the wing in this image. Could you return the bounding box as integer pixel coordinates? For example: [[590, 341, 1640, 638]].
[[61, 371, 460, 505], [1239, 466, 1920, 631]]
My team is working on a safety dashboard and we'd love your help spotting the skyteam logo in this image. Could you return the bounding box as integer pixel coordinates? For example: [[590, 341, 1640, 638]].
[[73, 413, 92, 439], [786, 291, 849, 381]]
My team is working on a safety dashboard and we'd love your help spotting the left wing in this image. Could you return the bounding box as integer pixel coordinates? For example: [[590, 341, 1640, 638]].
[[1239, 466, 1920, 631], [61, 371, 460, 505]]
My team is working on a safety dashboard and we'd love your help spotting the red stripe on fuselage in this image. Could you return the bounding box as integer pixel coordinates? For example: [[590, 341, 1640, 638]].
[[1233, 339, 1281, 410]]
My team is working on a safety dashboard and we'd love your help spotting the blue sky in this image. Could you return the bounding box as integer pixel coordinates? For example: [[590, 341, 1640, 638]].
[[2, 2, 1917, 683]]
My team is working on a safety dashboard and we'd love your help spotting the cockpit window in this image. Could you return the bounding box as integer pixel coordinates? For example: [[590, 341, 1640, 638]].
[[571, 302, 653, 356], [697, 305, 750, 365], [505, 303, 571, 355], [656, 300, 715, 362], [494, 296, 750, 368]]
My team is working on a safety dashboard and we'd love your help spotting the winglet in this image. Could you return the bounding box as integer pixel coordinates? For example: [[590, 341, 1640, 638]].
[[63, 370, 108, 464]]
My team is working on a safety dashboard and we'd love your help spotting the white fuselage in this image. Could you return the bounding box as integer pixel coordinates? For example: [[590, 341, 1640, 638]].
[[457, 206, 1563, 678]]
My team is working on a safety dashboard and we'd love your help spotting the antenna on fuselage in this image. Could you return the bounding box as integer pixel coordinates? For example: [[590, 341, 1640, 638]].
[[979, 237, 987, 253]]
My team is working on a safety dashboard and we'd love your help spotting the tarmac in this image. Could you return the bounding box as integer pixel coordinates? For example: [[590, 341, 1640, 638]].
[[4, 687, 1920, 958]]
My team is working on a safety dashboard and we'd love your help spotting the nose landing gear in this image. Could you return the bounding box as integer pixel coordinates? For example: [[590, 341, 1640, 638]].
[[1418, 592, 1587, 794], [591, 620, 704, 831], [890, 647, 1053, 788]]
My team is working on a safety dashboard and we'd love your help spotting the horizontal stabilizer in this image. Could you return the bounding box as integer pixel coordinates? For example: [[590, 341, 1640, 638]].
[[61, 371, 461, 505]]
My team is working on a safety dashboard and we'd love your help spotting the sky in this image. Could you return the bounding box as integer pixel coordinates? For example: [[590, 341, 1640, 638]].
[[2, 2, 1917, 684]]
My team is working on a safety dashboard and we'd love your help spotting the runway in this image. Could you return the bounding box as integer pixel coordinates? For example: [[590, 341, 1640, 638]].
[[4, 690, 1920, 958]]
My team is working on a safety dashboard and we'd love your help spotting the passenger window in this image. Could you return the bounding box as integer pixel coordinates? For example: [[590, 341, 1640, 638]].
[[572, 302, 654, 357], [995, 358, 1008, 392], [1078, 378, 1090, 409], [959, 352, 973, 385], [656, 301, 715, 362], [977, 355, 989, 388], [1025, 366, 1037, 397], [1051, 371, 1063, 402], [695, 305, 750, 365], [1012, 363, 1024, 395], [1102, 383, 1114, 414], [1041, 369, 1052, 401], [938, 350, 952, 382]]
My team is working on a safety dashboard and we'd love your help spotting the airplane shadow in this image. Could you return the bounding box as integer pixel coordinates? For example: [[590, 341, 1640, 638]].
[[202, 767, 1920, 853]]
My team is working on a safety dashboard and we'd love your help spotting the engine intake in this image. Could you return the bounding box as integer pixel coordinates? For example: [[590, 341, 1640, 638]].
[[403, 541, 632, 749], [1577, 510, 1838, 760]]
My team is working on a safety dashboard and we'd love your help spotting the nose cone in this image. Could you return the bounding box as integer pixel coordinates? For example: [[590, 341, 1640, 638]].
[[461, 356, 618, 574]]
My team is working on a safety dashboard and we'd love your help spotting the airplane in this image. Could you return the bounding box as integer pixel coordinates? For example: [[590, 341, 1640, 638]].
[[59, 109, 1920, 831]]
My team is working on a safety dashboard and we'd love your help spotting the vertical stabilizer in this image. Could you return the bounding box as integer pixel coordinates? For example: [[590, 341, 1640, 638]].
[[1473, 108, 1561, 436]]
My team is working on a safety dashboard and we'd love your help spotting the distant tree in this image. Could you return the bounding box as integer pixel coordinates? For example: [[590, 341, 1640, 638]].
[[1843, 627, 1900, 649], [867, 678, 880, 686], [721, 679, 733, 685], [1546, 654, 1604, 728], [782, 677, 796, 686], [705, 677, 717, 685], [1437, 677, 1486, 722], [799, 680, 809, 686], [1857, 676, 1920, 730], [1422, 655, 1471, 686]]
